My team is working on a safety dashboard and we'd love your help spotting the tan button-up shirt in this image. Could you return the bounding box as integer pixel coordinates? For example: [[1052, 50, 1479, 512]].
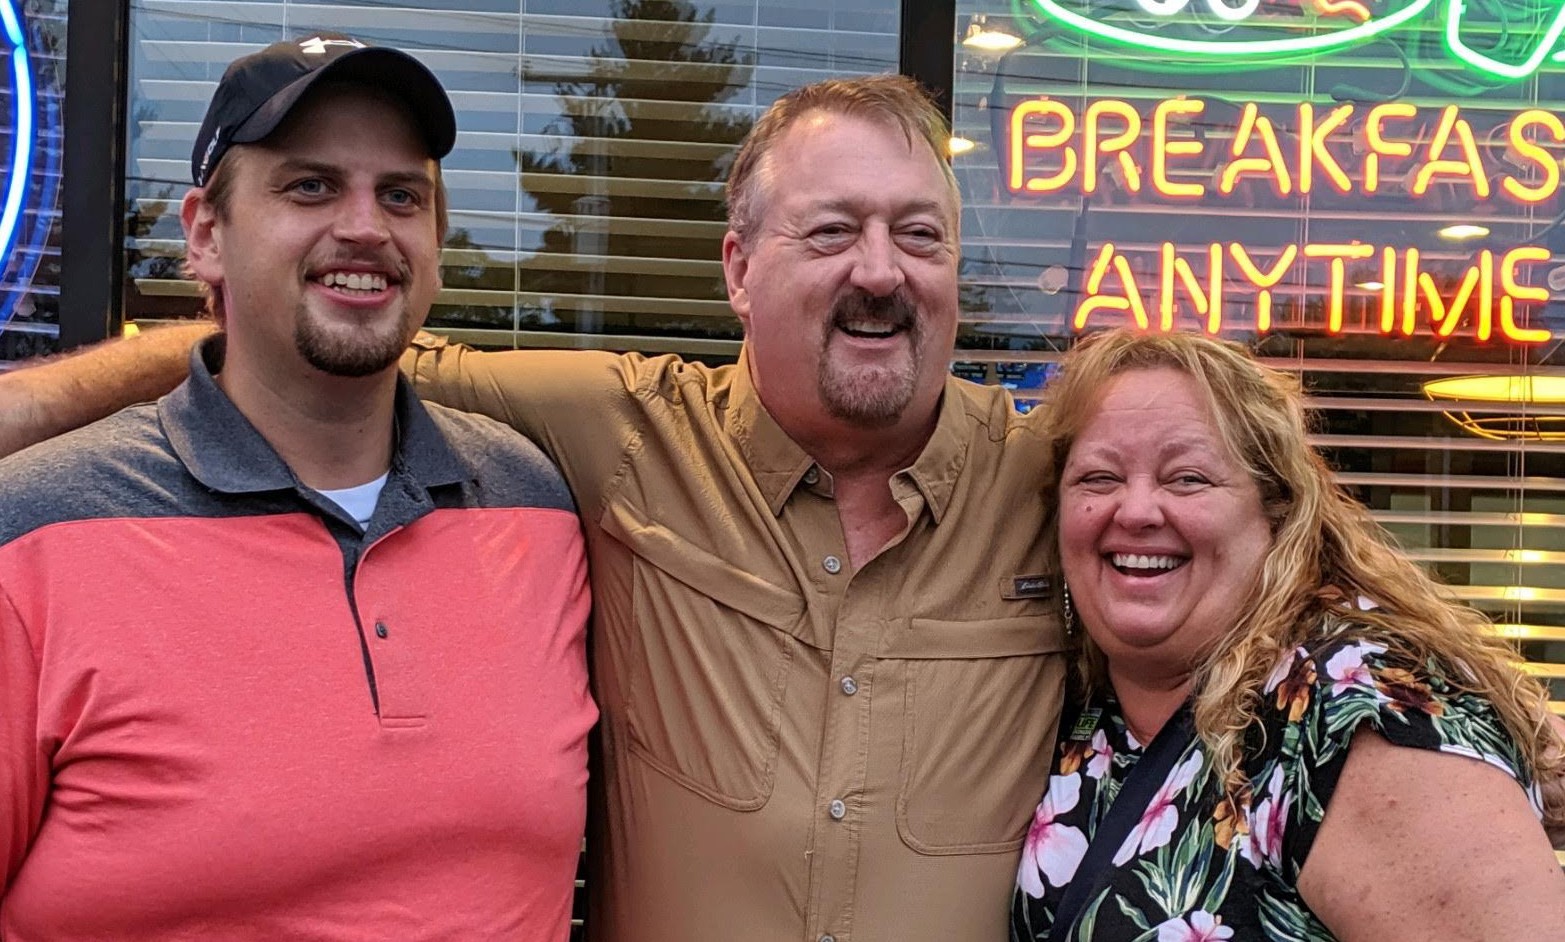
[[404, 337, 1067, 942]]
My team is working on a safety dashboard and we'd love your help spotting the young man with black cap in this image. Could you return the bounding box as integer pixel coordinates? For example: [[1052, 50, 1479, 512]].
[[0, 35, 594, 940]]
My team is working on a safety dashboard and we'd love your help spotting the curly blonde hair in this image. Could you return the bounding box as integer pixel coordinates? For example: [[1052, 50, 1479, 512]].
[[1034, 328, 1564, 826]]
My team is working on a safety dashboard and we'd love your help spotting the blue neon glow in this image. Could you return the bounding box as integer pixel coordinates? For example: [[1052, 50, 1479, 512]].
[[0, 0, 36, 332], [0, 1, 19, 48], [0, 41, 33, 272]]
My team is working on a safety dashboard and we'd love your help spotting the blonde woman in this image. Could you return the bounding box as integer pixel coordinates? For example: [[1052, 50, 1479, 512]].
[[1012, 329, 1565, 941]]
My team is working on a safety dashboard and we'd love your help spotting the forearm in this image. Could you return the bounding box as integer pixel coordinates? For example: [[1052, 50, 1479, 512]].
[[0, 322, 213, 458]]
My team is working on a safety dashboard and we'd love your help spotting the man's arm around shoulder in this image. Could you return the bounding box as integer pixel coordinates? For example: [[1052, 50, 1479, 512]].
[[0, 322, 212, 458]]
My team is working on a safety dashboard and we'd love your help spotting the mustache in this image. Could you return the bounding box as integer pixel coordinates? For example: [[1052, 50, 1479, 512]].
[[830, 290, 917, 329], [307, 250, 410, 282]]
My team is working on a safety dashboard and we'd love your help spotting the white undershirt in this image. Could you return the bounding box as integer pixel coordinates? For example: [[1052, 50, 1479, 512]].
[[317, 472, 389, 529]]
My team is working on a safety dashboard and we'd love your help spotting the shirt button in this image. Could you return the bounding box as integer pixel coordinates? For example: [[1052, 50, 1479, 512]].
[[822, 555, 842, 574], [374, 622, 388, 639], [840, 676, 859, 696], [803, 467, 820, 485], [828, 799, 846, 820], [820, 936, 837, 942]]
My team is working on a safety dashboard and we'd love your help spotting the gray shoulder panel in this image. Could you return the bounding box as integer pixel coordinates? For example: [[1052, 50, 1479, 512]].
[[421, 403, 577, 514], [0, 405, 293, 546]]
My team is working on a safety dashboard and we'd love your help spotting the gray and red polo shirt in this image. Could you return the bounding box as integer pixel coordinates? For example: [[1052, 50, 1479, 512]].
[[0, 337, 596, 940]]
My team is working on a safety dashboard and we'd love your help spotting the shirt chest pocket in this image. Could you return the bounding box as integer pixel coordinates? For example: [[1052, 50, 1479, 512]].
[[602, 501, 806, 810], [882, 614, 1069, 855]]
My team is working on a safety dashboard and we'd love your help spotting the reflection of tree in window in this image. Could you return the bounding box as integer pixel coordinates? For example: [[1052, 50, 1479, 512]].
[[517, 0, 754, 342]]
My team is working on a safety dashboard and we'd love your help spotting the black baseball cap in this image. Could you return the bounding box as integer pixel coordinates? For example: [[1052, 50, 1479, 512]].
[[191, 32, 456, 186]]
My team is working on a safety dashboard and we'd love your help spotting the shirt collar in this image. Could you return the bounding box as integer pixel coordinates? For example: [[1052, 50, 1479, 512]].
[[159, 334, 470, 495], [725, 345, 970, 522]]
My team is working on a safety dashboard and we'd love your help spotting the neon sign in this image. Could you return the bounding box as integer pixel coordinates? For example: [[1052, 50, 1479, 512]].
[[1007, 99, 1559, 202], [1003, 95, 1560, 343], [1074, 241, 1551, 342], [1019, 0, 1565, 84], [0, 0, 44, 334]]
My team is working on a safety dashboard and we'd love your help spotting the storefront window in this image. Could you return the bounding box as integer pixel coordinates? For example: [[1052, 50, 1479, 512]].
[[0, 1, 68, 365], [952, 0, 1565, 698], [121, 0, 900, 361]]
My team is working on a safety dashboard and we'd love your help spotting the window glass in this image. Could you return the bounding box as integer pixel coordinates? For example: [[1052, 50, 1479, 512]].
[[954, 0, 1565, 702], [122, 0, 899, 365]]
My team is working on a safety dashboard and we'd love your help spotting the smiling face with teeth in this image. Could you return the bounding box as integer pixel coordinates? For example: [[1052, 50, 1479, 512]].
[[183, 81, 442, 381], [1058, 367, 1273, 692], [722, 110, 959, 434]]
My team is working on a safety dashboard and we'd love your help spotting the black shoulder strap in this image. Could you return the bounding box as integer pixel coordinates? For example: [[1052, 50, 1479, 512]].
[[1047, 701, 1196, 941]]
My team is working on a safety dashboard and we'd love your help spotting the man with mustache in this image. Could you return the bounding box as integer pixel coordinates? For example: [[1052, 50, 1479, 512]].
[[0, 36, 593, 939], [0, 75, 1065, 940]]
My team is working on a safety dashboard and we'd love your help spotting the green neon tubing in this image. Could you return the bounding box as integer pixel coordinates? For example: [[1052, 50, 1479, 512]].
[[1443, 0, 1565, 78], [1024, 0, 1435, 57]]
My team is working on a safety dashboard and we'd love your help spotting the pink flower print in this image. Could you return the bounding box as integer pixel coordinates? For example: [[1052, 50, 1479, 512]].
[[1156, 911, 1235, 942], [1112, 749, 1205, 865], [1262, 646, 1308, 694], [1243, 765, 1293, 870], [1017, 774, 1090, 898], [1323, 641, 1387, 696], [1086, 730, 1113, 779]]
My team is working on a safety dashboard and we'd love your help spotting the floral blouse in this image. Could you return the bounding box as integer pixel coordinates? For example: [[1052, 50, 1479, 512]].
[[1011, 622, 1543, 941]]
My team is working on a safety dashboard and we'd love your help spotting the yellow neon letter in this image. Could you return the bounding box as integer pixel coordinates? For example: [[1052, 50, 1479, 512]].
[[1363, 103, 1417, 194], [1375, 246, 1398, 335], [1416, 253, 1491, 340], [1412, 105, 1491, 200], [1398, 246, 1421, 336], [1009, 99, 1077, 194], [1229, 243, 1298, 332], [1152, 98, 1207, 200], [1499, 246, 1553, 343], [1298, 103, 1354, 195], [1075, 242, 1150, 330], [1156, 242, 1223, 332], [1083, 99, 1143, 195], [1220, 103, 1293, 197], [1305, 243, 1375, 333], [1501, 110, 1564, 204]]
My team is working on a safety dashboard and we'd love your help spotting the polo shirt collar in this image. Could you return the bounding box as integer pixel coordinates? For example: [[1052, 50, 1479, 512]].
[[159, 334, 469, 495], [727, 345, 968, 523]]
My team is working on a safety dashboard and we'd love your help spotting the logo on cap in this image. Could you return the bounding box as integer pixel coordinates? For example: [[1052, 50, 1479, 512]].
[[298, 36, 365, 56], [198, 129, 222, 184]]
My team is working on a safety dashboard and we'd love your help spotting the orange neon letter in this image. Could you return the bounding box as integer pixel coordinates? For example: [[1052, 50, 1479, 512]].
[[1298, 103, 1354, 195], [1397, 247, 1421, 336], [1362, 103, 1417, 195], [1412, 105, 1491, 200], [1152, 98, 1207, 199], [1229, 243, 1298, 332], [1220, 103, 1293, 197], [1373, 246, 1398, 335], [1157, 242, 1224, 332], [1009, 99, 1077, 194], [1417, 252, 1492, 340], [1075, 242, 1150, 330], [1498, 246, 1553, 343], [1083, 99, 1143, 195], [1305, 243, 1375, 333], [1501, 110, 1564, 204]]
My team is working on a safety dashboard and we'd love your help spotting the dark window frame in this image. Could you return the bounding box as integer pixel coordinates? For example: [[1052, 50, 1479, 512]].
[[58, 0, 130, 349]]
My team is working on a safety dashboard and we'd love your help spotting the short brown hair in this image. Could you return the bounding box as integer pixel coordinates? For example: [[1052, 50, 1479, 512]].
[[724, 74, 956, 243]]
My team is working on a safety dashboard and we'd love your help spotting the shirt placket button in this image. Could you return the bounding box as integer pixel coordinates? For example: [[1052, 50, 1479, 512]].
[[822, 555, 842, 574]]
